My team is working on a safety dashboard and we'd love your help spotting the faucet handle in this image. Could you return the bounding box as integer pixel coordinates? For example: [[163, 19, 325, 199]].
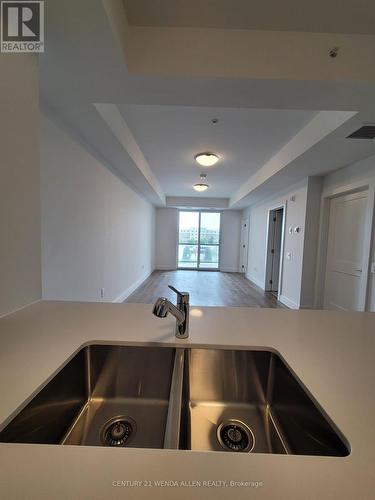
[[168, 285, 189, 301]]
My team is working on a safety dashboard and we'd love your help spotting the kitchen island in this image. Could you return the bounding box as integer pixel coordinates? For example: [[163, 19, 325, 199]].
[[0, 301, 374, 500]]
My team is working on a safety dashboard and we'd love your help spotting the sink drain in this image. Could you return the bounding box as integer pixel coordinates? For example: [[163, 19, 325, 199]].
[[217, 419, 255, 452], [101, 416, 137, 447]]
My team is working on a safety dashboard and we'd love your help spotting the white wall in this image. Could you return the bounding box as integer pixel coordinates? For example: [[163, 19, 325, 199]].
[[319, 155, 375, 312], [41, 113, 155, 303], [244, 180, 309, 309], [155, 208, 178, 270], [300, 177, 323, 308], [243, 160, 375, 311], [0, 55, 41, 317], [220, 211, 241, 272]]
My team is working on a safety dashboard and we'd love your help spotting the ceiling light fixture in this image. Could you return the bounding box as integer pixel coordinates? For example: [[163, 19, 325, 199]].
[[195, 152, 219, 167], [193, 174, 209, 192]]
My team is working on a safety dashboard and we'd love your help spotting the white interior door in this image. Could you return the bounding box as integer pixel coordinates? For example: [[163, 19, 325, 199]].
[[240, 218, 249, 273], [324, 191, 368, 311]]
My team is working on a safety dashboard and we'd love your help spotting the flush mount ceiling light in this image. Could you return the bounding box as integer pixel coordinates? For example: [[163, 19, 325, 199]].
[[194, 152, 219, 167], [193, 174, 209, 192]]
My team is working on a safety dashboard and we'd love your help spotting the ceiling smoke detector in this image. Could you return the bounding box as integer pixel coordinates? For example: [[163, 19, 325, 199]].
[[329, 47, 339, 58], [193, 174, 209, 192], [195, 152, 219, 167]]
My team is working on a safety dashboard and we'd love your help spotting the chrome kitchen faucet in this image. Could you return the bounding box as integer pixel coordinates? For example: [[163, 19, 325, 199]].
[[152, 285, 189, 339]]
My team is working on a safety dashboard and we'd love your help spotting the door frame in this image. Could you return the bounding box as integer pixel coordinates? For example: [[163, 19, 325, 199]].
[[177, 209, 222, 271], [314, 180, 375, 310], [239, 216, 249, 273], [264, 202, 287, 298]]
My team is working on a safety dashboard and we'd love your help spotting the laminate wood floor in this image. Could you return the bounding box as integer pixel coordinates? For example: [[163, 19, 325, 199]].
[[125, 270, 286, 308]]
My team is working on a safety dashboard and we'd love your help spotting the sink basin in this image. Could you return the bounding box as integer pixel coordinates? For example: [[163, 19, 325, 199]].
[[0, 345, 175, 448], [0, 344, 349, 456], [179, 349, 349, 456]]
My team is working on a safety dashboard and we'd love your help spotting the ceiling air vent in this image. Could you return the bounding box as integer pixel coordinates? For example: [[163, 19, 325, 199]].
[[347, 125, 375, 139]]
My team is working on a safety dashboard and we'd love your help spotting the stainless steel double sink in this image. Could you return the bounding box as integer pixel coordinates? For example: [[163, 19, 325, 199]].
[[0, 345, 350, 456]]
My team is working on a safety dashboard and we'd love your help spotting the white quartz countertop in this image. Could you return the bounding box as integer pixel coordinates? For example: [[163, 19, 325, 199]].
[[0, 301, 374, 500]]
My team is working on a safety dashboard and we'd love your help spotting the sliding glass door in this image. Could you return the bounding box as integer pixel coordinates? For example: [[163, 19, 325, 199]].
[[199, 212, 220, 269], [178, 211, 221, 270], [178, 211, 199, 268]]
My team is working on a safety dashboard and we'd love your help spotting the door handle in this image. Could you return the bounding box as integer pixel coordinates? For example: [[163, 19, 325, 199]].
[[354, 269, 362, 273]]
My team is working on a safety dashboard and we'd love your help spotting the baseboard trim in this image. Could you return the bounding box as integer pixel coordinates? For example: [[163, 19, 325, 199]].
[[279, 294, 300, 309], [114, 271, 152, 303], [245, 275, 265, 290], [155, 266, 177, 271], [220, 267, 240, 273]]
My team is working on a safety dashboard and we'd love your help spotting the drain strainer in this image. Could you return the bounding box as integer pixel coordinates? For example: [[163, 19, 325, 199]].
[[100, 416, 137, 447], [217, 419, 255, 452]]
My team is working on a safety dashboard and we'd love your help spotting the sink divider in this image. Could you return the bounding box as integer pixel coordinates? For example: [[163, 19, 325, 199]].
[[60, 346, 93, 445], [163, 348, 185, 449], [265, 353, 291, 454]]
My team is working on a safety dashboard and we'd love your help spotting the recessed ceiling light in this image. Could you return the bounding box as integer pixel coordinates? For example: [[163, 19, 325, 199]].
[[195, 152, 219, 167], [193, 174, 209, 192]]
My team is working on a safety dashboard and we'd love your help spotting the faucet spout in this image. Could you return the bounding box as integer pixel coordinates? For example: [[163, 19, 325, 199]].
[[153, 297, 185, 325]]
